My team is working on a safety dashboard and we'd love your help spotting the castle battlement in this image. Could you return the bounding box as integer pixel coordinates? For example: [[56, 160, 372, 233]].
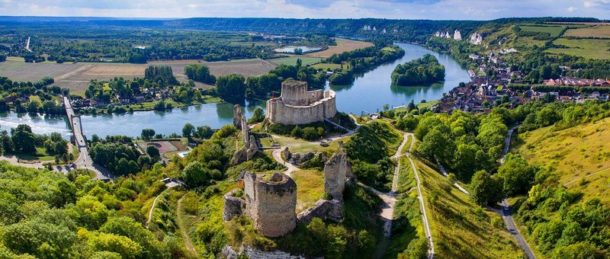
[[267, 79, 337, 125]]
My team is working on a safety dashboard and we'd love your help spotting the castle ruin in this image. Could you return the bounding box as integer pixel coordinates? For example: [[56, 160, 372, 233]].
[[231, 105, 259, 165], [324, 148, 350, 201], [266, 79, 337, 125], [224, 172, 297, 238]]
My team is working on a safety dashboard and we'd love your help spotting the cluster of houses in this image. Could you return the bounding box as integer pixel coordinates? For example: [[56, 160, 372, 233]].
[[436, 48, 610, 113], [544, 77, 610, 87]]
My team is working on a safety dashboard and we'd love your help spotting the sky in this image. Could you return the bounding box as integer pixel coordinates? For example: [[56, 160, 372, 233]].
[[0, 0, 609, 20]]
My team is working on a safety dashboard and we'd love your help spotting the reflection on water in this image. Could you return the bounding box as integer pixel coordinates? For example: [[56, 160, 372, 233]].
[[0, 43, 469, 138], [327, 42, 470, 114], [0, 112, 72, 139], [79, 102, 264, 138]]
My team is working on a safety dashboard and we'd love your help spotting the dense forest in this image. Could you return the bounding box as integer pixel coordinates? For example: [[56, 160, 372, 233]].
[[391, 54, 445, 86]]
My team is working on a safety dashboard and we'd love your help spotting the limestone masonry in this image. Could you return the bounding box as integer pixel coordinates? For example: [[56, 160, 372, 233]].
[[266, 79, 337, 125], [225, 172, 297, 238]]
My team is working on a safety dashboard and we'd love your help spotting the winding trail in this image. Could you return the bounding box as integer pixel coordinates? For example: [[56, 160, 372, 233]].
[[405, 133, 435, 259], [497, 125, 536, 259], [436, 162, 470, 195], [272, 148, 300, 177], [146, 190, 166, 228], [177, 195, 198, 257]]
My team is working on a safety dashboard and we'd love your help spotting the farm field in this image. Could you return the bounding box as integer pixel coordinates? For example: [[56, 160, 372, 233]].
[[306, 38, 373, 58], [267, 56, 322, 66], [0, 58, 277, 95], [520, 24, 565, 37], [564, 24, 610, 38], [516, 117, 610, 205], [413, 159, 523, 258], [546, 38, 610, 59]]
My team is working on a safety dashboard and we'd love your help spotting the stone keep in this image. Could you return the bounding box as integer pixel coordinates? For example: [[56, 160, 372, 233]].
[[244, 172, 297, 237], [324, 150, 350, 200], [267, 79, 337, 125]]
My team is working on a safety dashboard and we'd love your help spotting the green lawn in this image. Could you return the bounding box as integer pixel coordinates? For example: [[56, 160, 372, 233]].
[[547, 38, 610, 59]]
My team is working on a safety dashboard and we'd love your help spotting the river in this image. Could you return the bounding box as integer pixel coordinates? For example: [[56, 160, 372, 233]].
[[0, 43, 469, 138], [328, 42, 470, 114]]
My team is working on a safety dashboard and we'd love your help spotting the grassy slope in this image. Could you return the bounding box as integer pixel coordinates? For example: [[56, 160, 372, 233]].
[[516, 117, 610, 205], [292, 169, 324, 213], [414, 159, 522, 259], [385, 156, 423, 258], [547, 38, 610, 60], [564, 24, 610, 38]]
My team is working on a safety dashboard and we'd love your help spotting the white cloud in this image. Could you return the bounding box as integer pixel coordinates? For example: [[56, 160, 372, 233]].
[[0, 0, 608, 19]]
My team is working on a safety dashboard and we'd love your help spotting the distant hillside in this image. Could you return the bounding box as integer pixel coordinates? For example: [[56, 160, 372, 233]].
[[517, 117, 610, 205]]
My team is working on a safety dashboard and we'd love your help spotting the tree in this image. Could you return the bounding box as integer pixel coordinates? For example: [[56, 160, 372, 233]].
[[11, 124, 36, 154], [497, 154, 535, 196], [182, 123, 194, 139], [248, 107, 265, 124], [417, 126, 455, 164], [182, 161, 209, 187], [470, 170, 502, 206], [146, 146, 160, 160], [141, 129, 155, 141], [216, 74, 246, 103], [195, 126, 213, 139], [144, 65, 177, 87], [403, 238, 428, 259], [185, 64, 216, 84]]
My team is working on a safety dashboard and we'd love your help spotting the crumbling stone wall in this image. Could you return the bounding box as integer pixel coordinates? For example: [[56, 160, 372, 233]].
[[267, 80, 337, 125], [244, 172, 297, 237], [231, 105, 259, 165], [296, 199, 344, 225], [324, 150, 350, 200], [223, 245, 305, 259], [223, 189, 245, 221]]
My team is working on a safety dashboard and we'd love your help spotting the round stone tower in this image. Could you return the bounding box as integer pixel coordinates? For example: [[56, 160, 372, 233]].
[[280, 79, 308, 106], [244, 172, 297, 237]]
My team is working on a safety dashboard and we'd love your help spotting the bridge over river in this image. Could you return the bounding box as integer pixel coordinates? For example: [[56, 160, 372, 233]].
[[63, 97, 111, 180]]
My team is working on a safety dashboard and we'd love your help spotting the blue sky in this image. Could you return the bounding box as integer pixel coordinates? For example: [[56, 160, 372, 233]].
[[1, 0, 609, 20]]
